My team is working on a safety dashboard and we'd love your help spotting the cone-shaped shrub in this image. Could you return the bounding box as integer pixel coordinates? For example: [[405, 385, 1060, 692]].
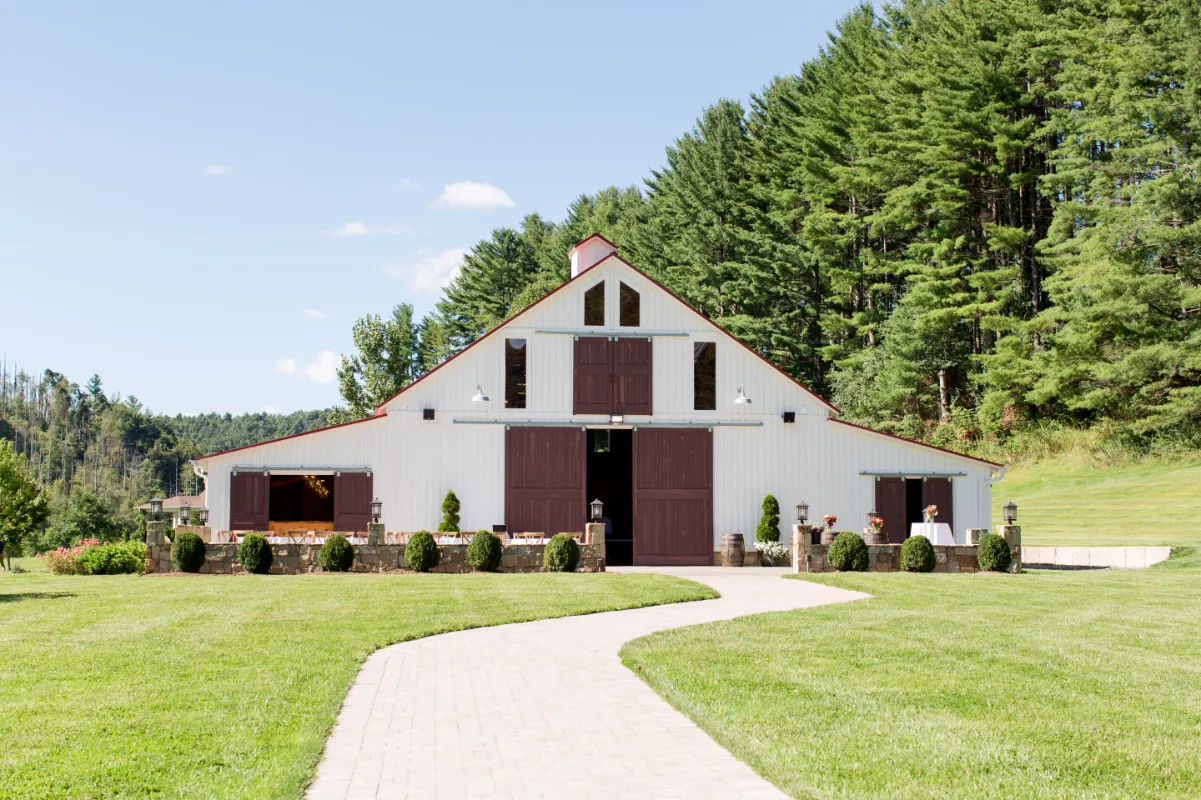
[[171, 531, 206, 573], [543, 533, 580, 572], [438, 491, 460, 532], [755, 494, 781, 544], [467, 529, 502, 572], [900, 535, 936, 572], [978, 533, 1012, 572], [238, 533, 273, 574], [404, 531, 440, 572], [828, 531, 868, 572], [318, 534, 354, 572]]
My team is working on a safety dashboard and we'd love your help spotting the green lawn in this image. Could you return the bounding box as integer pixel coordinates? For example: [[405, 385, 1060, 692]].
[[622, 550, 1201, 800], [993, 453, 1201, 546], [0, 570, 715, 799]]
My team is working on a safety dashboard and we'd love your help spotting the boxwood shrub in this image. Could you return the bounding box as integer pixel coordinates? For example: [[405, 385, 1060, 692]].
[[77, 541, 145, 575], [171, 531, 206, 573], [543, 533, 580, 572], [318, 534, 354, 572], [404, 531, 440, 572], [467, 529, 502, 572], [827, 531, 868, 572], [900, 535, 936, 572], [978, 533, 1012, 572], [238, 533, 273, 574]]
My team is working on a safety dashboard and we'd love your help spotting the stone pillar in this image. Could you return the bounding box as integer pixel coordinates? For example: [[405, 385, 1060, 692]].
[[146, 520, 166, 547], [997, 524, 1022, 573], [791, 524, 807, 573], [586, 523, 606, 570], [367, 522, 385, 546]]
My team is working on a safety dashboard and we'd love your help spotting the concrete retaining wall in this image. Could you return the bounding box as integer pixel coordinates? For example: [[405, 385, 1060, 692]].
[[1022, 546, 1172, 569]]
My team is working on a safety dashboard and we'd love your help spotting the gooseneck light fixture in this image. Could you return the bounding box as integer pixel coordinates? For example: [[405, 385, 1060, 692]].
[[471, 385, 489, 402], [734, 386, 752, 404]]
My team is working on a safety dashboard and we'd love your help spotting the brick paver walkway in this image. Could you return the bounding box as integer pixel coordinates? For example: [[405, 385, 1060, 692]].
[[307, 567, 868, 799]]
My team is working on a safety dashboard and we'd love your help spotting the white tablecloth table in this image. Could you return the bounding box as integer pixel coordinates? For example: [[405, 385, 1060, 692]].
[[910, 522, 957, 546]]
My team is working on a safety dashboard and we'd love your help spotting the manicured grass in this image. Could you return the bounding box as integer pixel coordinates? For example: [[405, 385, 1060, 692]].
[[622, 550, 1201, 800], [0, 570, 715, 799], [993, 453, 1201, 546]]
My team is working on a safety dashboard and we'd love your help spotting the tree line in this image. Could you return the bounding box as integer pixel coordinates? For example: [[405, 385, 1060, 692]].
[[337, 0, 1200, 449]]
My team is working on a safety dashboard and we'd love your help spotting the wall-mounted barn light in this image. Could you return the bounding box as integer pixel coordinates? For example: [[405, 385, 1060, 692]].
[[471, 385, 489, 402], [734, 387, 752, 404]]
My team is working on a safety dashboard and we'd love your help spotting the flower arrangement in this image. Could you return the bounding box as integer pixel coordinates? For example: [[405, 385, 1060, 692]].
[[923, 504, 938, 523], [870, 516, 884, 531], [822, 514, 838, 531], [758, 540, 789, 566]]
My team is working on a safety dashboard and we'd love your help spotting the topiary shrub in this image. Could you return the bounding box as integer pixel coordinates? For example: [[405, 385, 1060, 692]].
[[404, 531, 440, 572], [543, 533, 580, 572], [827, 531, 868, 572], [900, 535, 936, 572], [318, 534, 354, 572], [467, 529, 502, 572], [978, 533, 1012, 572], [171, 531, 206, 573], [238, 533, 273, 574], [755, 493, 781, 544], [438, 491, 460, 533]]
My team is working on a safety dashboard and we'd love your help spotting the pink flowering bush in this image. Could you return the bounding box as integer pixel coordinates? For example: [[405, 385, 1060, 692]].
[[39, 539, 101, 575], [38, 539, 144, 575]]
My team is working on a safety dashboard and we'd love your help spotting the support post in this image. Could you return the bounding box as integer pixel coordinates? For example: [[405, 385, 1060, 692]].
[[586, 522, 606, 571], [367, 522, 384, 546], [996, 524, 1022, 573]]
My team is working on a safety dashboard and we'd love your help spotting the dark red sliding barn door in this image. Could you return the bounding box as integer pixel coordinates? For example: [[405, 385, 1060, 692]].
[[614, 337, 652, 415], [573, 338, 613, 414], [633, 428, 712, 566], [922, 477, 954, 532], [505, 427, 587, 536], [229, 471, 269, 531], [334, 472, 373, 532], [875, 477, 907, 544]]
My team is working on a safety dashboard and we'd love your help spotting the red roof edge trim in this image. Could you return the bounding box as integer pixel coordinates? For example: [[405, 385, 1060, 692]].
[[194, 413, 385, 462], [830, 418, 1004, 468], [566, 232, 617, 256]]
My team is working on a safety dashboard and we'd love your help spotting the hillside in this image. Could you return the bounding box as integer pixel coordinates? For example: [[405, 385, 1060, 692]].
[[993, 455, 1201, 547]]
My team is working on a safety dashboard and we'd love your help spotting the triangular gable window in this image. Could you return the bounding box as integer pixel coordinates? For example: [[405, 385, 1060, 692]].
[[584, 282, 605, 326], [619, 282, 640, 327]]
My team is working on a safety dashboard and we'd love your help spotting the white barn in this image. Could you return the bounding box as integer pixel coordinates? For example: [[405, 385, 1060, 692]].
[[194, 235, 1004, 565]]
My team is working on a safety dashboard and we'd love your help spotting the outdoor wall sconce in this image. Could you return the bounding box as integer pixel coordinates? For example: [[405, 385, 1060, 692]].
[[149, 497, 163, 521], [471, 385, 489, 402], [180, 504, 190, 525], [197, 508, 209, 526], [734, 387, 752, 404], [371, 498, 382, 524], [796, 502, 808, 525], [1003, 501, 1018, 524], [590, 498, 604, 522]]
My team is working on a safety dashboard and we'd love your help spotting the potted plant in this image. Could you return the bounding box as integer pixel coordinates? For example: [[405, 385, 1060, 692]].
[[923, 504, 938, 524], [866, 515, 886, 545], [821, 514, 838, 545], [757, 540, 789, 567]]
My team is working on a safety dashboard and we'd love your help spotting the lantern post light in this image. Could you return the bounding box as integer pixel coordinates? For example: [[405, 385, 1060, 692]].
[[149, 497, 163, 521], [867, 509, 877, 525], [371, 498, 383, 524], [180, 504, 190, 525], [1003, 501, 1018, 525], [197, 508, 209, 526], [589, 498, 604, 523], [796, 502, 809, 525]]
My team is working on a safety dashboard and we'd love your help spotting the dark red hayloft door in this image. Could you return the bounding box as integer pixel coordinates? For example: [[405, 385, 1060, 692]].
[[922, 477, 954, 533], [334, 472, 373, 532], [875, 477, 907, 544], [613, 337, 652, 415], [505, 427, 587, 537], [573, 337, 613, 414], [229, 471, 269, 531], [633, 428, 712, 566]]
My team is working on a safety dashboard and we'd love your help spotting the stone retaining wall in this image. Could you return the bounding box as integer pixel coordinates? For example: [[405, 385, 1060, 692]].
[[1022, 545, 1171, 569], [790, 524, 1022, 574]]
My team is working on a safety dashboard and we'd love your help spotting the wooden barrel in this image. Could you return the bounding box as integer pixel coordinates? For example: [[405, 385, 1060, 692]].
[[721, 533, 745, 568], [864, 528, 887, 546], [820, 527, 837, 546]]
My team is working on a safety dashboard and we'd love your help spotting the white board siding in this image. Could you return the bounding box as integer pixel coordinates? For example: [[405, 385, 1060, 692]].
[[199, 254, 1001, 544]]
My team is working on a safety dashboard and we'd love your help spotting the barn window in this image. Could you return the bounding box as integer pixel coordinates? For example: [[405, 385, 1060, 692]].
[[584, 282, 605, 326], [505, 338, 527, 408], [693, 342, 716, 410], [619, 282, 640, 326]]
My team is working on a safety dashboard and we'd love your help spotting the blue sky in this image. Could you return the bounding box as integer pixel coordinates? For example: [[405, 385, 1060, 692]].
[[0, 0, 860, 415]]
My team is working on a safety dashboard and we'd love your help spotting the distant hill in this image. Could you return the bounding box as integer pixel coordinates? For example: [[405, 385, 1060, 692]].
[[165, 409, 332, 455]]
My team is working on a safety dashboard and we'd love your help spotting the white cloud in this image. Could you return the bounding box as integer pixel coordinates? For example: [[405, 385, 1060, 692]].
[[398, 177, 420, 190], [385, 246, 470, 292], [431, 181, 515, 211], [275, 351, 339, 384], [302, 308, 328, 320], [205, 164, 233, 175], [263, 405, 279, 414], [329, 221, 411, 238]]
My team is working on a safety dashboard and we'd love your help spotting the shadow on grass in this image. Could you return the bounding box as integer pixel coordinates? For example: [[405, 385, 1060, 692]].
[[0, 591, 76, 603]]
